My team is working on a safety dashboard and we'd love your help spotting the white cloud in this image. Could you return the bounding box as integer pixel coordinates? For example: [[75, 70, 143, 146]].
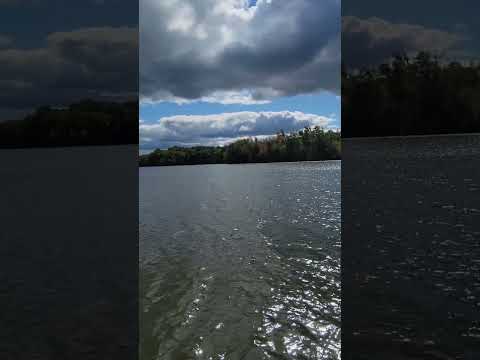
[[140, 111, 334, 149], [0, 27, 138, 113], [140, 0, 340, 104], [140, 88, 281, 106], [342, 16, 467, 68]]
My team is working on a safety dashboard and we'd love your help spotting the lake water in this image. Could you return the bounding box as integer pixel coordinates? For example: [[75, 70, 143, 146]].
[[343, 135, 480, 359], [140, 161, 341, 360], [0, 145, 138, 359]]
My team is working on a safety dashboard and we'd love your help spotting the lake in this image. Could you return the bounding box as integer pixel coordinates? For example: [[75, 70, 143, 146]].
[[0, 145, 138, 359], [342, 135, 480, 359], [140, 161, 341, 360]]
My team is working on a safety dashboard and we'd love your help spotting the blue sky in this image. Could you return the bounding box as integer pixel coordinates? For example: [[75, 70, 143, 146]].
[[140, 0, 341, 152], [140, 92, 340, 126], [0, 0, 137, 120], [0, 0, 137, 48]]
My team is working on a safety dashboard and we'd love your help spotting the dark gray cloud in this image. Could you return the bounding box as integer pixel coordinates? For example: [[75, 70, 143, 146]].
[[342, 16, 467, 69], [140, 0, 340, 104], [140, 110, 335, 150], [0, 27, 137, 119]]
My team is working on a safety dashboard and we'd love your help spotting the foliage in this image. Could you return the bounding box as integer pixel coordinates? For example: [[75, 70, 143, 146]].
[[139, 127, 341, 166], [0, 100, 138, 148], [342, 52, 480, 137]]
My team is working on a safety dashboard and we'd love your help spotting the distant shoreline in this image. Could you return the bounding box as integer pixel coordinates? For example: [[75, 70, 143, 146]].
[[343, 132, 480, 140], [139, 127, 341, 167], [139, 158, 341, 168], [0, 100, 138, 149], [0, 143, 137, 151]]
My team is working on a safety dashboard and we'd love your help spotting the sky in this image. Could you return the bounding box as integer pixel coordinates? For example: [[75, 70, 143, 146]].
[[2, 0, 478, 148], [139, 0, 341, 152], [0, 0, 138, 121], [342, 0, 480, 69]]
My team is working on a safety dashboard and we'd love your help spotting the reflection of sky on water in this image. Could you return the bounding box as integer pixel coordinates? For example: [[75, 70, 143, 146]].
[[140, 162, 341, 360]]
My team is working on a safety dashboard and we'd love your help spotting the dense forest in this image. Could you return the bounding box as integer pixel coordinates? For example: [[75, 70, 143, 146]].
[[0, 100, 138, 148], [342, 51, 480, 137], [139, 126, 341, 166]]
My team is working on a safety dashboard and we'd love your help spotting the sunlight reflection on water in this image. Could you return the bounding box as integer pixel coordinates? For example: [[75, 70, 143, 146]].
[[140, 161, 340, 360]]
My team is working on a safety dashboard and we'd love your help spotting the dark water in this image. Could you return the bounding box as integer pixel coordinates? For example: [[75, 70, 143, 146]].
[[140, 161, 341, 360], [343, 135, 480, 359], [0, 146, 138, 359]]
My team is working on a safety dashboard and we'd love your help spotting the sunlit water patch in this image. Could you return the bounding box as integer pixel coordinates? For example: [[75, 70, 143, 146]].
[[140, 162, 341, 360]]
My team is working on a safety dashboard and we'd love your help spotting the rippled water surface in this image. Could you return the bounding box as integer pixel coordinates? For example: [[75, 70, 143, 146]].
[[140, 161, 341, 360], [343, 135, 480, 359]]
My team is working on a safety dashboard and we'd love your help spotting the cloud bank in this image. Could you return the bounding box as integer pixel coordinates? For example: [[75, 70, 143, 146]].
[[0, 27, 138, 118], [342, 16, 467, 69], [140, 111, 334, 150], [140, 0, 340, 104]]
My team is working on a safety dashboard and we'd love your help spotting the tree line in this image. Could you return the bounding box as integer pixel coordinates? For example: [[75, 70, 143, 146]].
[[0, 100, 138, 148], [139, 126, 341, 167], [342, 51, 480, 137]]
